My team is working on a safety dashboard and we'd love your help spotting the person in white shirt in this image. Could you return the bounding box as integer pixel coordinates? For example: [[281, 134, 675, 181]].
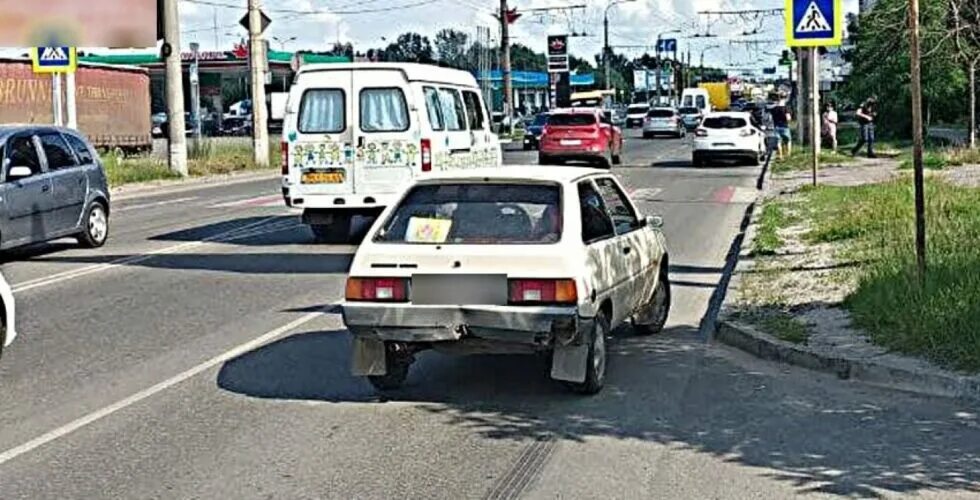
[[822, 101, 839, 151]]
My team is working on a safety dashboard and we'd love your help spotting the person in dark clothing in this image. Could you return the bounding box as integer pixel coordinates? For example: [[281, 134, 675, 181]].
[[769, 98, 792, 159], [852, 96, 878, 158]]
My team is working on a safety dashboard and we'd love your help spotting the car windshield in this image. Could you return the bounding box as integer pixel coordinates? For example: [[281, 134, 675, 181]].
[[678, 107, 699, 115], [532, 114, 549, 126], [647, 109, 675, 118], [702, 116, 748, 129], [627, 105, 649, 114], [548, 114, 596, 127], [376, 183, 562, 244]]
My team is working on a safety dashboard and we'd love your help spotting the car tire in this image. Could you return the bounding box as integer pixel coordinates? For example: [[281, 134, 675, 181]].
[[746, 155, 760, 166], [635, 272, 671, 335], [77, 201, 109, 248], [642, 132, 652, 139], [367, 343, 413, 391], [310, 216, 351, 244], [523, 143, 531, 151], [612, 153, 622, 165], [563, 313, 608, 395], [692, 155, 703, 167], [538, 154, 552, 165]]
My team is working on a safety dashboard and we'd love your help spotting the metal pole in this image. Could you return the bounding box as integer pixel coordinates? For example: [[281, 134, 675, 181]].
[[190, 42, 202, 145], [603, 13, 610, 91], [656, 35, 662, 105], [248, 0, 269, 167], [163, 0, 188, 176], [909, 0, 927, 278], [51, 74, 63, 126], [65, 71, 77, 129], [500, 0, 513, 133], [810, 47, 820, 186]]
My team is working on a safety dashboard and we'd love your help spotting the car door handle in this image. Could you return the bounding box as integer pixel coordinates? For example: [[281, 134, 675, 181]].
[[450, 148, 471, 154], [623, 246, 631, 255], [41, 184, 50, 192]]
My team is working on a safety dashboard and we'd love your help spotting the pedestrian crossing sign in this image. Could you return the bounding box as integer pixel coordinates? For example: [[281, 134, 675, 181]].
[[31, 46, 77, 74], [785, 0, 843, 47]]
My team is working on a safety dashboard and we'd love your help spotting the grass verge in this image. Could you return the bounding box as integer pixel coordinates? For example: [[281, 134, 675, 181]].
[[772, 149, 856, 174], [736, 309, 810, 344], [753, 203, 790, 256], [104, 140, 280, 188], [799, 178, 980, 371]]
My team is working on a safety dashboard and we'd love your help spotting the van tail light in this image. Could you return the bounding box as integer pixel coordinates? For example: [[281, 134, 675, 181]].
[[420, 138, 432, 172], [695, 129, 709, 137], [280, 141, 289, 175], [508, 279, 577, 305], [346, 277, 410, 302]]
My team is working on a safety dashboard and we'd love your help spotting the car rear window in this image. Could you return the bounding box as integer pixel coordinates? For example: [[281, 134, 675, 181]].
[[703, 116, 747, 129], [298, 89, 345, 134], [548, 114, 596, 127], [647, 109, 675, 118], [627, 105, 649, 114], [678, 107, 699, 114], [532, 114, 549, 126], [376, 183, 562, 244]]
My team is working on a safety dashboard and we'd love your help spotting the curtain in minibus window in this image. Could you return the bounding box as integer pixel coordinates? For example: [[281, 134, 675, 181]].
[[360, 88, 409, 132], [298, 89, 345, 133]]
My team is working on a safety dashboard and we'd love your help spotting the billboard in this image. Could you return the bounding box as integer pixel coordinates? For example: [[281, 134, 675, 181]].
[[0, 0, 157, 47]]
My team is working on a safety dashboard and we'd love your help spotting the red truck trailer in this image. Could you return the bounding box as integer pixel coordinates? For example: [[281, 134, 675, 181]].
[[0, 58, 151, 153]]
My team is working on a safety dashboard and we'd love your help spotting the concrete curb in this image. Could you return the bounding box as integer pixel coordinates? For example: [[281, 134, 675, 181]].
[[717, 320, 980, 403], [111, 170, 280, 201]]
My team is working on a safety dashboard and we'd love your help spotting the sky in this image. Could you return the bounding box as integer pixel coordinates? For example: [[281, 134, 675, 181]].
[[176, 0, 860, 69]]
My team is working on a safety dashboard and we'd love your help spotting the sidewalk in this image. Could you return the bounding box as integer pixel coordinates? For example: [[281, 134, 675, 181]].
[[716, 155, 980, 402]]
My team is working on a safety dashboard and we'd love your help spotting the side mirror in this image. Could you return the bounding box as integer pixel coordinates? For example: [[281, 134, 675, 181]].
[[7, 166, 33, 180], [645, 215, 664, 229]]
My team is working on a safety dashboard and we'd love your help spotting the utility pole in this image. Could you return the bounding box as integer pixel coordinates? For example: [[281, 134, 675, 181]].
[[65, 72, 77, 129], [603, 15, 610, 89], [796, 48, 806, 145], [500, 0, 513, 131], [190, 42, 202, 146], [909, 0, 927, 277], [163, 0, 188, 176], [809, 47, 820, 186], [248, 0, 269, 167]]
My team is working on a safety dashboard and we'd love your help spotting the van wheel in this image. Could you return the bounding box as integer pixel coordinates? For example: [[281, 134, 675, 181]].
[[77, 202, 109, 248], [563, 313, 608, 395], [310, 216, 351, 244]]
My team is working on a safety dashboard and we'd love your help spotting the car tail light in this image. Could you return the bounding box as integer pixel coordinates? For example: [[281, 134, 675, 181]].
[[280, 141, 289, 175], [740, 129, 756, 136], [695, 129, 708, 137], [508, 279, 577, 305], [420, 139, 432, 172], [346, 277, 409, 302]]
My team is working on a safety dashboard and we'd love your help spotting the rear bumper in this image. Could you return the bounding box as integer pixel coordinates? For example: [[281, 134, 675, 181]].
[[693, 149, 758, 160], [342, 302, 592, 347], [285, 192, 398, 211], [626, 118, 644, 128], [643, 125, 681, 134]]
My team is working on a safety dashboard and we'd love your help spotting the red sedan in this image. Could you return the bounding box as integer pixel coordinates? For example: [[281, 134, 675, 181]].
[[538, 108, 623, 168]]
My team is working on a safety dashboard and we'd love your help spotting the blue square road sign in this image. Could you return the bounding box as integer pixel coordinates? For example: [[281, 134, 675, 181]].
[[786, 0, 843, 47]]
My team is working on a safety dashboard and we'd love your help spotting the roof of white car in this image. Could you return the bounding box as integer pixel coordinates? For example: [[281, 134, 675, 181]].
[[295, 62, 477, 87], [418, 166, 609, 184], [705, 111, 752, 118]]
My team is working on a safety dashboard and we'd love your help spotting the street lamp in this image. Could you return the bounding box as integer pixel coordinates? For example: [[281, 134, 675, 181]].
[[272, 36, 297, 52], [655, 29, 682, 104], [700, 44, 720, 81], [603, 0, 635, 97]]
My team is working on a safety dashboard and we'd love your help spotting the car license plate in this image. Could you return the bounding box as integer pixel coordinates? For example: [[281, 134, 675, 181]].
[[301, 170, 345, 184], [411, 274, 508, 306], [713, 143, 735, 147], [560, 139, 581, 146]]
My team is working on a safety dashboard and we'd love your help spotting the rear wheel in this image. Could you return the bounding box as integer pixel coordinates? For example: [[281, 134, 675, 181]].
[[642, 132, 652, 139], [563, 313, 608, 395], [310, 215, 351, 244], [612, 152, 622, 165], [77, 202, 109, 248], [367, 343, 414, 391]]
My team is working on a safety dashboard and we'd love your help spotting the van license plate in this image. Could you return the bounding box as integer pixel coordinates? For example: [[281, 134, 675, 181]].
[[560, 139, 581, 146], [302, 170, 345, 184]]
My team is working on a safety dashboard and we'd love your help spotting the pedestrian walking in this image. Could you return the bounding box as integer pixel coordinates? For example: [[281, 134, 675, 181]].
[[852, 96, 877, 158], [822, 101, 839, 151], [770, 97, 793, 160]]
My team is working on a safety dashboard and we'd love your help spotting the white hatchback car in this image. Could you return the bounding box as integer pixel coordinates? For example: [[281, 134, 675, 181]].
[[0, 273, 17, 361], [342, 167, 671, 395], [692, 112, 767, 167]]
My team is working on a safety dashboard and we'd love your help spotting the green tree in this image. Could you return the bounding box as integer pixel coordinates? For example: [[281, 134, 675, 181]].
[[510, 43, 546, 71], [434, 29, 469, 69], [383, 33, 435, 63]]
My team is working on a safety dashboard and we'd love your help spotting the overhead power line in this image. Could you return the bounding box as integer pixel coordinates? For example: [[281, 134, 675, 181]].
[[181, 0, 438, 16]]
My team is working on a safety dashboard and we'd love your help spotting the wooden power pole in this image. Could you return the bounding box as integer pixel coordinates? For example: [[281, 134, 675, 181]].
[[248, 0, 270, 167], [500, 0, 513, 131], [909, 0, 927, 277], [163, 0, 188, 176]]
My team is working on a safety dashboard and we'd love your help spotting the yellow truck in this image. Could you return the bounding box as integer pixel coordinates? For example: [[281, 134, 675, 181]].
[[699, 82, 731, 111]]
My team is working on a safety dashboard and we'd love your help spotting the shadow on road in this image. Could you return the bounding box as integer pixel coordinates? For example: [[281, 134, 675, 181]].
[[25, 252, 353, 275], [217, 323, 980, 498], [148, 215, 320, 247]]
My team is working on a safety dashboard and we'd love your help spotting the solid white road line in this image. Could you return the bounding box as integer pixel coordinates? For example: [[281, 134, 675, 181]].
[[11, 216, 279, 294], [0, 310, 325, 467], [114, 197, 199, 213], [111, 171, 280, 202]]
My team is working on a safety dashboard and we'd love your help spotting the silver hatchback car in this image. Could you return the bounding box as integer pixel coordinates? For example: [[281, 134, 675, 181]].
[[642, 107, 687, 139], [0, 126, 110, 250]]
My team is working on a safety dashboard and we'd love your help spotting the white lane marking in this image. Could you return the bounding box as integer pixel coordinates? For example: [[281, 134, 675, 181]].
[[111, 172, 280, 202], [210, 194, 283, 208], [0, 310, 325, 466], [12, 216, 278, 294], [630, 188, 662, 201], [115, 197, 198, 213]]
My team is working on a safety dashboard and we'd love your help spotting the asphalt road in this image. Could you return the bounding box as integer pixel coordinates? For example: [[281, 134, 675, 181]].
[[1, 130, 979, 499]]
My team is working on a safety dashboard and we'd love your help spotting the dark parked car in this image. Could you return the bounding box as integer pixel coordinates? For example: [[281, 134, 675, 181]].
[[0, 126, 110, 250]]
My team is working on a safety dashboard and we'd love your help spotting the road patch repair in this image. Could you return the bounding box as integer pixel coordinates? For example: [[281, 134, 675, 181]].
[[716, 156, 980, 402]]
